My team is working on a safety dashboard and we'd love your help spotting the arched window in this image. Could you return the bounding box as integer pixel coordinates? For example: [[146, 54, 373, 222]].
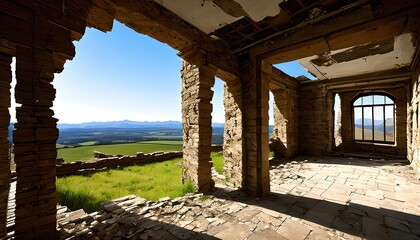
[[353, 93, 395, 143]]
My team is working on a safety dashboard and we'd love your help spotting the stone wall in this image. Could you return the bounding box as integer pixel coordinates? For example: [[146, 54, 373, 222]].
[[241, 59, 270, 196], [57, 151, 183, 177], [337, 88, 407, 156], [181, 60, 215, 192], [298, 82, 332, 155], [409, 63, 420, 175], [223, 79, 243, 187], [299, 76, 409, 157], [271, 68, 299, 158]]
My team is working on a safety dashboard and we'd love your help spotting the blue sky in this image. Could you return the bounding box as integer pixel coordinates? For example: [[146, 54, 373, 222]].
[[9, 21, 313, 124]]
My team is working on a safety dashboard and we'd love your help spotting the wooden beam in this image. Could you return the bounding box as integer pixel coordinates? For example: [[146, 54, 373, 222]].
[[237, 0, 370, 55], [331, 83, 406, 93], [326, 78, 409, 90], [326, 13, 407, 50], [251, 2, 420, 64], [266, 38, 329, 64]]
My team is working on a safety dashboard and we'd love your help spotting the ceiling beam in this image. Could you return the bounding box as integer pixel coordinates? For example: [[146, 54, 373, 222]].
[[300, 68, 412, 88], [250, 2, 420, 64], [331, 83, 407, 93], [326, 78, 409, 91]]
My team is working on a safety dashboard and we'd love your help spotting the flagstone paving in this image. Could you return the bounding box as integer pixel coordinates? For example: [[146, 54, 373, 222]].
[[7, 156, 420, 239]]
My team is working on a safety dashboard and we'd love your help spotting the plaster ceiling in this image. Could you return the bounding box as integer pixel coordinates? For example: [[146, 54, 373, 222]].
[[298, 33, 417, 80], [154, 0, 283, 34]]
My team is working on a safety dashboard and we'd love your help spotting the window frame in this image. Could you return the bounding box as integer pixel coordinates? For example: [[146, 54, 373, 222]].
[[351, 93, 395, 144]]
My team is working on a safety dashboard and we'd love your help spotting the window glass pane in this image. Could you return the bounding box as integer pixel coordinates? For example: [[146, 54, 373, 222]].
[[373, 106, 384, 141], [385, 105, 394, 142], [373, 95, 385, 105], [385, 96, 394, 104], [354, 107, 363, 140], [354, 98, 362, 106], [363, 107, 373, 140], [363, 95, 373, 105]]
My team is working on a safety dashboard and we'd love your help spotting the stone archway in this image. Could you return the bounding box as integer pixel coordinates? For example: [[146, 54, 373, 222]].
[[0, 1, 273, 237]]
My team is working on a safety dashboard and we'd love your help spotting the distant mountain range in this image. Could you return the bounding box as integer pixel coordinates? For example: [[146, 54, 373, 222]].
[[7, 120, 273, 144], [58, 120, 184, 130], [355, 118, 394, 132], [9, 120, 225, 130], [7, 120, 226, 142]]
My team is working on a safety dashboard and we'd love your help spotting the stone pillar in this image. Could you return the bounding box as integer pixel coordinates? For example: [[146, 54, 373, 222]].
[[223, 78, 243, 187], [181, 60, 216, 193], [0, 53, 12, 238], [13, 46, 58, 239], [242, 59, 270, 196]]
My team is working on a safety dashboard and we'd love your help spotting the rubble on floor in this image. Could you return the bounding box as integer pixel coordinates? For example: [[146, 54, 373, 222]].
[[56, 156, 420, 240]]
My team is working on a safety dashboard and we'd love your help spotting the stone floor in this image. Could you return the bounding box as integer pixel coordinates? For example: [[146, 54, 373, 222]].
[[7, 156, 420, 239]]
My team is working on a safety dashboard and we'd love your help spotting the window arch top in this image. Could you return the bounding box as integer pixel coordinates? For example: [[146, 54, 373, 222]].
[[353, 94, 394, 106]]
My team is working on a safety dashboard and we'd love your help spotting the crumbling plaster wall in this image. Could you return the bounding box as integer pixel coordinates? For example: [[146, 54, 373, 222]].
[[337, 88, 407, 156]]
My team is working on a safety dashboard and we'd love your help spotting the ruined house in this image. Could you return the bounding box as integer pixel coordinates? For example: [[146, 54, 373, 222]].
[[0, 0, 419, 238]]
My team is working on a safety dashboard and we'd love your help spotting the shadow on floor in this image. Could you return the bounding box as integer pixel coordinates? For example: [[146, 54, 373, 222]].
[[213, 188, 420, 239]]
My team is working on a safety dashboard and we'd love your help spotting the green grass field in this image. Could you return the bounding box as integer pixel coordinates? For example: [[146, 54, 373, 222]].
[[56, 142, 274, 213], [211, 152, 224, 174], [56, 158, 195, 213], [78, 141, 98, 146], [58, 141, 183, 162]]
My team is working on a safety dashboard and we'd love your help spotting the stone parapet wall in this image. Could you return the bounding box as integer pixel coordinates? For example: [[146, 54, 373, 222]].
[[57, 151, 183, 177]]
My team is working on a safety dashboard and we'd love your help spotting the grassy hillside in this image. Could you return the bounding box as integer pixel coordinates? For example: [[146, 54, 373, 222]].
[[58, 141, 182, 162], [354, 127, 394, 141], [56, 158, 194, 212]]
